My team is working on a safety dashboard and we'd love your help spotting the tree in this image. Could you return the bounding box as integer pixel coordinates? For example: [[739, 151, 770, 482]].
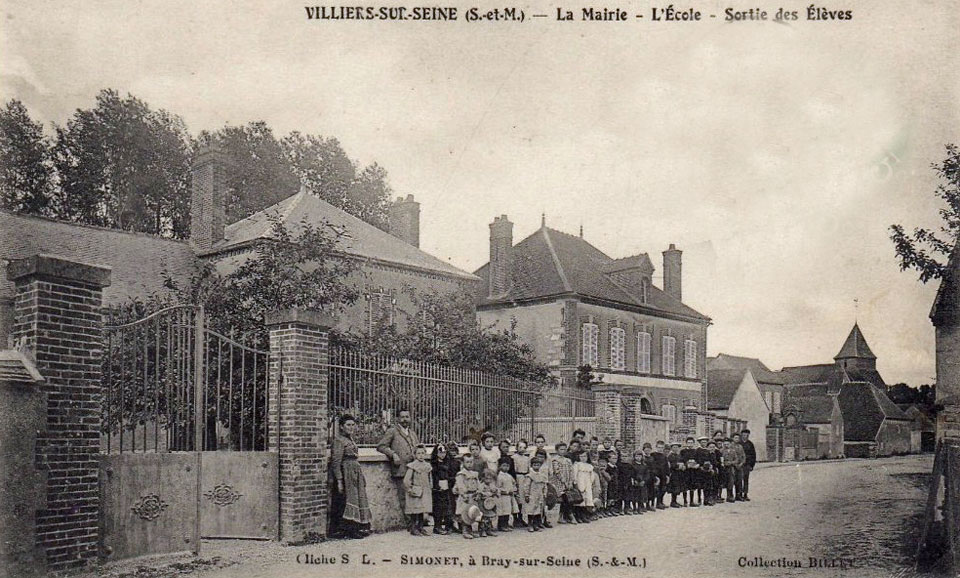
[[198, 122, 300, 225], [0, 99, 54, 215], [338, 286, 553, 384], [890, 144, 960, 282], [282, 131, 392, 231], [51, 89, 193, 237], [164, 213, 360, 341]]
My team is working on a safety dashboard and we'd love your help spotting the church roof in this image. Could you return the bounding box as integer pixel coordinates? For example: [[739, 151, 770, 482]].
[[837, 382, 911, 441], [474, 226, 709, 322], [834, 323, 876, 360], [784, 394, 836, 424], [208, 189, 478, 282]]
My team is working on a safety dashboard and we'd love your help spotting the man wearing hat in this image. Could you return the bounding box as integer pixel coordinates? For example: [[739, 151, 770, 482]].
[[740, 429, 757, 501]]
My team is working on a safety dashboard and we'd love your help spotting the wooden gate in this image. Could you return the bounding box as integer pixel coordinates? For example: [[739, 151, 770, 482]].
[[99, 305, 277, 561]]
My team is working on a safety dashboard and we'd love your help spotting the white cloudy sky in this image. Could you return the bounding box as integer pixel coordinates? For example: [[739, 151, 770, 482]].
[[2, 1, 958, 384]]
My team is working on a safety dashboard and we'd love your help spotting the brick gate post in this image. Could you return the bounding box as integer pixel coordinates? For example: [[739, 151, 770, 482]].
[[7, 254, 111, 571], [266, 308, 334, 543], [593, 384, 622, 443]]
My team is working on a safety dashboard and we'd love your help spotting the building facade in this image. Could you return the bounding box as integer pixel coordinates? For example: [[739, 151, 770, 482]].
[[474, 216, 711, 440]]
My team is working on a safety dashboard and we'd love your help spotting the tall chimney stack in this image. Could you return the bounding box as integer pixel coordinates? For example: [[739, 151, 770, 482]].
[[489, 215, 514, 297], [190, 146, 227, 252], [388, 194, 421, 247], [662, 244, 682, 302]]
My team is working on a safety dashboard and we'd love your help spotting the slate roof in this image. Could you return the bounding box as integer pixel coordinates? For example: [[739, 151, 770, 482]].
[[211, 189, 478, 282], [784, 394, 836, 424], [706, 368, 751, 411], [708, 353, 787, 385], [781, 364, 837, 386], [834, 323, 876, 360], [474, 226, 709, 322], [0, 210, 197, 306], [837, 382, 911, 442]]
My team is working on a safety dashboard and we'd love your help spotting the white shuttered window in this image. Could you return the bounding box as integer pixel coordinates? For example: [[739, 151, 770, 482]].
[[582, 323, 599, 367], [610, 328, 625, 370], [637, 332, 651, 373], [684, 339, 697, 378], [662, 336, 676, 376]]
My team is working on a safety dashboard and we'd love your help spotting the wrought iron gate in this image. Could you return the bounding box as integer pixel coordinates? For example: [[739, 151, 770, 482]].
[[99, 305, 277, 561]]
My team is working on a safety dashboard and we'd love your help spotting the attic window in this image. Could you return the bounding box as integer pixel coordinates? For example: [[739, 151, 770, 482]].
[[640, 279, 648, 304]]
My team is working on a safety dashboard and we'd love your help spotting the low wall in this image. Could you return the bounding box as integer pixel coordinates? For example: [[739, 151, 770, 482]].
[[357, 450, 406, 533]]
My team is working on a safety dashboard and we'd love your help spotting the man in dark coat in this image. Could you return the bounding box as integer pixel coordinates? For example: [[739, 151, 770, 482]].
[[740, 429, 757, 501], [376, 408, 420, 515]]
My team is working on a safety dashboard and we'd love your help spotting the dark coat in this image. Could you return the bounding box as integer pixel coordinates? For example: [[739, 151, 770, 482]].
[[742, 440, 757, 469]]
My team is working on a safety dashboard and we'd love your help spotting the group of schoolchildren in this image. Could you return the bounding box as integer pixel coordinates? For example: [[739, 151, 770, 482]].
[[401, 428, 755, 539]]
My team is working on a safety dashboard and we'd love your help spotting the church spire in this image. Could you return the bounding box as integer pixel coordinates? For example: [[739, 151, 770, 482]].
[[834, 323, 877, 372]]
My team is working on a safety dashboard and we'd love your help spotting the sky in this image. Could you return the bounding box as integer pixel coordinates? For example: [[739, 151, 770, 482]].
[[2, 0, 958, 384]]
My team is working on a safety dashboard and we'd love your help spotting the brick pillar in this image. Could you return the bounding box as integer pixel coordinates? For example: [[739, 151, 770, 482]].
[[621, 390, 639, 453], [266, 309, 334, 544], [593, 385, 622, 442], [7, 255, 111, 571]]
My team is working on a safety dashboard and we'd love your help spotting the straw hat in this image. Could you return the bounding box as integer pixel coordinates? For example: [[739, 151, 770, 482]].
[[461, 504, 483, 525]]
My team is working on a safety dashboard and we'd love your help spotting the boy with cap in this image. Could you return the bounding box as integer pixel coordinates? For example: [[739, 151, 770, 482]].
[[679, 437, 699, 507], [667, 442, 684, 507], [650, 441, 670, 509]]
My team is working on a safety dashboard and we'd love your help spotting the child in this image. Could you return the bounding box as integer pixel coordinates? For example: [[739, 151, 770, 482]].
[[478, 469, 500, 537], [606, 450, 622, 516], [650, 441, 670, 509], [573, 450, 595, 523], [520, 456, 548, 531], [667, 442, 684, 508], [641, 443, 658, 512], [590, 457, 602, 521], [454, 454, 481, 539], [632, 450, 651, 514], [403, 445, 433, 536], [721, 438, 738, 503], [496, 457, 518, 531], [444, 441, 462, 532], [511, 440, 531, 528], [430, 444, 455, 535], [479, 433, 501, 472], [550, 442, 575, 524], [680, 437, 699, 507], [596, 454, 611, 517], [617, 449, 635, 514]]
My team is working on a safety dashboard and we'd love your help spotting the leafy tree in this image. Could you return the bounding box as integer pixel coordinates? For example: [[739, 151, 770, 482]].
[[0, 99, 54, 215], [337, 286, 553, 384], [197, 122, 300, 225], [51, 89, 193, 236], [890, 144, 960, 282], [282, 131, 392, 230], [887, 382, 936, 406]]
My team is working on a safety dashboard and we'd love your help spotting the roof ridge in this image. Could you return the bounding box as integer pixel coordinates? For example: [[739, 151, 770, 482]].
[[541, 227, 572, 293]]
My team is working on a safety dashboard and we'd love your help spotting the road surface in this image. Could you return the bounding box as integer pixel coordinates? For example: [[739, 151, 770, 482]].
[[90, 454, 934, 578]]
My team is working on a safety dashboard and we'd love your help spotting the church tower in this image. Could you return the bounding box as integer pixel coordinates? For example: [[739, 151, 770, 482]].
[[833, 323, 877, 372]]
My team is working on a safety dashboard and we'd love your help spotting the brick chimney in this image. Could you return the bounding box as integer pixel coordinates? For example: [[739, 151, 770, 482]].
[[488, 215, 513, 297], [388, 194, 420, 247], [190, 146, 227, 252], [662, 244, 682, 302]]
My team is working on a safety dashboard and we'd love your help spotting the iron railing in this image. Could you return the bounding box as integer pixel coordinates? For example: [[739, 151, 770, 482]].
[[101, 305, 269, 454], [327, 347, 595, 446]]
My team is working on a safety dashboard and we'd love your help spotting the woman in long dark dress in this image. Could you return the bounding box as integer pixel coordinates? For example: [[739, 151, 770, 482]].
[[330, 414, 372, 539]]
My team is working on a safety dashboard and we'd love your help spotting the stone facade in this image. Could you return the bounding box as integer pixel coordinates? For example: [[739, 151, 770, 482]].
[[7, 255, 111, 570]]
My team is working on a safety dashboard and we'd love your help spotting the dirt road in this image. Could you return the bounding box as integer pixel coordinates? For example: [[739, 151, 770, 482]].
[[90, 454, 933, 578]]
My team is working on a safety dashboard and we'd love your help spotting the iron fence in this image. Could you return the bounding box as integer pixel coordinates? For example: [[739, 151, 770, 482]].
[[101, 305, 269, 454], [327, 347, 595, 445]]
